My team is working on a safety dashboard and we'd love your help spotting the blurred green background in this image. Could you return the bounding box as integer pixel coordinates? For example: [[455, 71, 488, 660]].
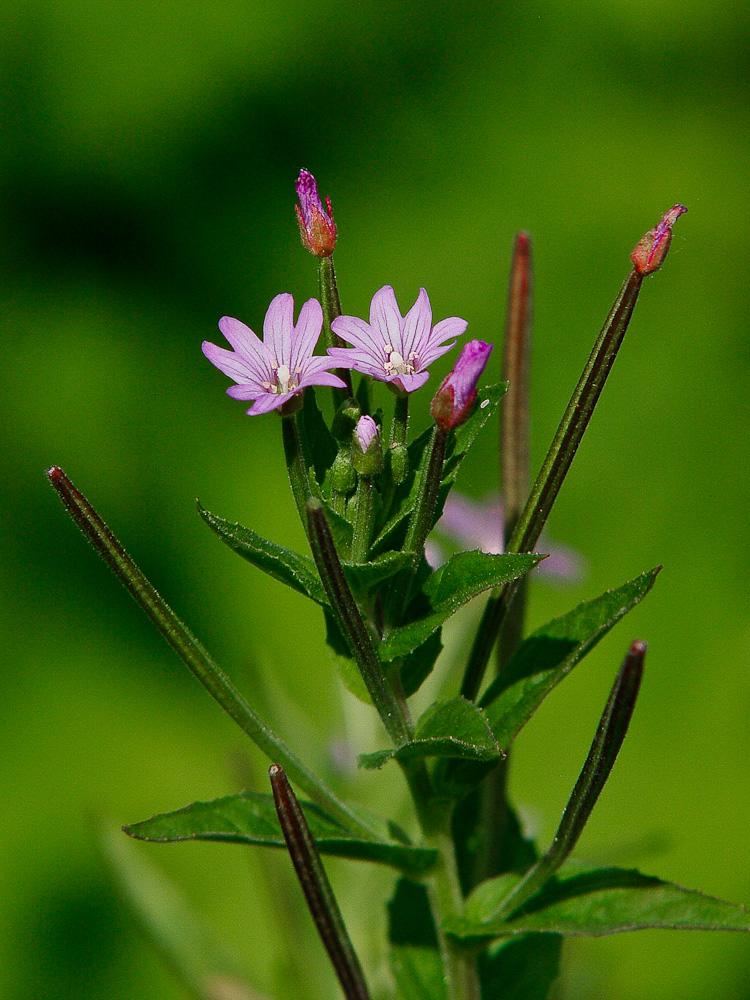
[[2, 0, 749, 997]]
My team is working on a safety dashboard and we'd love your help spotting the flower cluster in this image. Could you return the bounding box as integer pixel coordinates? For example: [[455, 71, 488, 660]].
[[204, 286, 480, 414]]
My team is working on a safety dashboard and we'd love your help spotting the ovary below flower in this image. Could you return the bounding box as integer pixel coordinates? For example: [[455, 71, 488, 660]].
[[202, 293, 346, 415]]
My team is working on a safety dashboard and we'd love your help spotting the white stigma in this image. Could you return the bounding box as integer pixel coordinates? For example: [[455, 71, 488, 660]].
[[383, 348, 416, 377]]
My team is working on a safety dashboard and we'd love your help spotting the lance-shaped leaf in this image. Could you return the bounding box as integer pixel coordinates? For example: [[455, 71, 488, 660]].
[[379, 551, 543, 662], [342, 551, 414, 596], [359, 698, 501, 770], [270, 765, 371, 1000], [400, 629, 444, 697], [125, 790, 437, 876], [445, 864, 750, 940], [388, 878, 446, 1000], [481, 568, 659, 749], [102, 826, 264, 1000], [198, 504, 327, 604]]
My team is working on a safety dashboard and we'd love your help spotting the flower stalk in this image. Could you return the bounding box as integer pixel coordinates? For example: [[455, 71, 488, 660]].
[[461, 262, 647, 702], [306, 498, 411, 746], [270, 764, 371, 1000], [488, 640, 646, 921]]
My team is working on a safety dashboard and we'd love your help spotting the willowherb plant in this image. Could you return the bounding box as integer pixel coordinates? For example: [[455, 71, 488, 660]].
[[48, 176, 750, 1000]]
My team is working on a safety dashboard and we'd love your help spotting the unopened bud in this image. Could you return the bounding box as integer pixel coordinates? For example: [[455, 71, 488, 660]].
[[390, 442, 408, 484], [330, 450, 356, 492], [295, 169, 337, 257], [431, 340, 493, 430], [352, 416, 382, 475], [630, 204, 687, 276]]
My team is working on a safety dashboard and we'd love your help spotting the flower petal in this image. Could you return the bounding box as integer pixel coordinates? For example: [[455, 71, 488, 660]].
[[291, 298, 323, 373], [218, 316, 265, 360], [430, 315, 468, 345], [202, 341, 268, 384], [300, 370, 348, 390], [247, 392, 288, 416], [331, 315, 379, 356], [402, 287, 432, 359], [227, 382, 268, 400], [370, 285, 403, 354], [263, 293, 295, 368], [393, 370, 430, 393], [418, 338, 458, 369]]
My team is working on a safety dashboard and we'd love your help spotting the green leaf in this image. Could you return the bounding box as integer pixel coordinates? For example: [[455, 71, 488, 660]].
[[198, 503, 327, 605], [101, 826, 262, 1000], [359, 697, 501, 770], [481, 568, 660, 749], [301, 386, 338, 487], [446, 864, 750, 939], [400, 629, 443, 697], [441, 381, 508, 490], [479, 935, 562, 1000], [380, 551, 542, 661], [125, 791, 437, 876], [342, 551, 414, 596], [388, 879, 446, 1000]]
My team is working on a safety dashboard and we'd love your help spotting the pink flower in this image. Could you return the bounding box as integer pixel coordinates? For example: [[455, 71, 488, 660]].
[[433, 492, 584, 584], [328, 285, 467, 393], [431, 340, 493, 429], [202, 294, 346, 416], [295, 169, 337, 257]]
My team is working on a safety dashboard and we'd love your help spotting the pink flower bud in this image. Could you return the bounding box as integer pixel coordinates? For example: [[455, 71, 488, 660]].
[[355, 415, 379, 454], [431, 340, 493, 430], [295, 169, 337, 257], [630, 204, 687, 276]]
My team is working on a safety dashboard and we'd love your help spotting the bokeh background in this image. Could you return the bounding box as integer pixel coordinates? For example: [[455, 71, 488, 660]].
[[2, 0, 749, 997]]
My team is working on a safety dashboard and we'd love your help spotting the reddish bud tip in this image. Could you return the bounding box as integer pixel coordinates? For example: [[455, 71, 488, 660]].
[[630, 639, 648, 656], [431, 340, 493, 430], [46, 465, 64, 483], [295, 169, 337, 257], [630, 204, 687, 276]]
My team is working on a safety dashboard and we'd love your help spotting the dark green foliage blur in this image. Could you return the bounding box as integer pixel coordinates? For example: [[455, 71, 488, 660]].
[[2, 1, 748, 997]]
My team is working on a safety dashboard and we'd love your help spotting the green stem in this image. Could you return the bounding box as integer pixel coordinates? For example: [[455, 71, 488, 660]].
[[270, 765, 371, 1000], [461, 269, 644, 701], [318, 255, 352, 402], [490, 640, 645, 921], [282, 409, 316, 531], [350, 476, 373, 564], [477, 233, 534, 884], [306, 499, 410, 747], [390, 393, 409, 448], [46, 466, 374, 839]]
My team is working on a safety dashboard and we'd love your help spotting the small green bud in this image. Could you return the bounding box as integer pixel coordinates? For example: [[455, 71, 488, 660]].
[[332, 397, 361, 441], [330, 449, 356, 492], [390, 441, 408, 484]]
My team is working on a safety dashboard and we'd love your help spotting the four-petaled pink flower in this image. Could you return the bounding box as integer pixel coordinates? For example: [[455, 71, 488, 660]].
[[328, 285, 467, 393], [202, 293, 347, 416]]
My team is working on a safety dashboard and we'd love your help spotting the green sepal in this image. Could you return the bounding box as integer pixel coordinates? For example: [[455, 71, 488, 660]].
[[358, 697, 501, 770], [400, 629, 443, 697], [125, 791, 437, 876], [198, 503, 327, 604], [445, 863, 750, 939], [380, 551, 543, 662], [479, 935, 562, 1000], [388, 878, 446, 1000], [481, 568, 660, 749]]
